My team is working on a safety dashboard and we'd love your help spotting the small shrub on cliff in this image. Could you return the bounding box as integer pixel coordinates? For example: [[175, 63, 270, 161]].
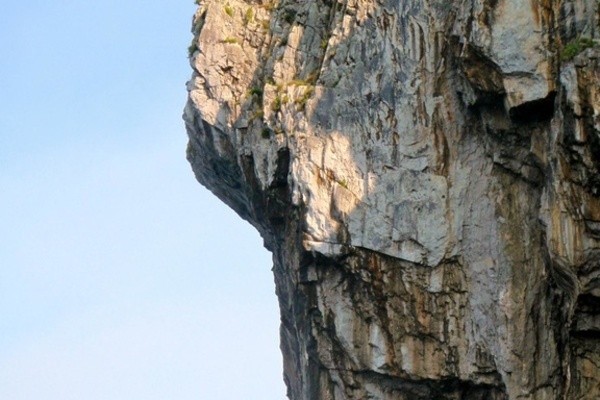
[[260, 19, 270, 31], [271, 96, 282, 112], [283, 10, 296, 24], [224, 4, 234, 17], [222, 37, 239, 44], [188, 41, 198, 57], [261, 127, 271, 139], [249, 87, 263, 98], [561, 37, 595, 61], [244, 8, 254, 25]]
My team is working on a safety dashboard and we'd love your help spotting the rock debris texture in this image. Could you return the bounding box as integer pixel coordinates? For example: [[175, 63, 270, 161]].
[[184, 0, 600, 398]]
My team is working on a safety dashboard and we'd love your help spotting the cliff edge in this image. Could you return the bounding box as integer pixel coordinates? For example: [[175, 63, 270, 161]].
[[184, 1, 600, 398]]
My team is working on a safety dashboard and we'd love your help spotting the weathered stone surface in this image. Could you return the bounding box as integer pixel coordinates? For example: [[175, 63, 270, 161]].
[[185, 1, 600, 398]]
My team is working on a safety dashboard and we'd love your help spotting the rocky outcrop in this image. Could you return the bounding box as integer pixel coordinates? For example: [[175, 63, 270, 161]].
[[184, 1, 600, 398]]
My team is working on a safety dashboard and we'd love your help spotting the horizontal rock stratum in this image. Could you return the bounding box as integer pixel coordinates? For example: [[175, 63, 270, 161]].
[[184, 1, 600, 399]]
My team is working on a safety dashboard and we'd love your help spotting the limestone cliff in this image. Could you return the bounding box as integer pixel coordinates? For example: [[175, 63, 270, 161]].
[[184, 1, 600, 398]]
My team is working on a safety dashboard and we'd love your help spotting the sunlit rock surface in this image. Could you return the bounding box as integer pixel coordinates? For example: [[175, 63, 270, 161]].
[[184, 1, 600, 398]]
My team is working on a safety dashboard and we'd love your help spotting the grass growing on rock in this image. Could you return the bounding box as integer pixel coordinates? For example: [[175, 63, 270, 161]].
[[561, 37, 595, 61], [222, 37, 239, 44], [244, 8, 254, 25], [271, 96, 282, 112], [224, 4, 234, 17], [248, 87, 263, 98], [295, 86, 315, 110]]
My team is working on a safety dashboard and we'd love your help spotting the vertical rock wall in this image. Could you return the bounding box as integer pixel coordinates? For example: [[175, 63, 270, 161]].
[[184, 1, 600, 398]]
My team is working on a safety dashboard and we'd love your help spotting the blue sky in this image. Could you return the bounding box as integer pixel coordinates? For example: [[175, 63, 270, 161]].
[[0, 1, 285, 398]]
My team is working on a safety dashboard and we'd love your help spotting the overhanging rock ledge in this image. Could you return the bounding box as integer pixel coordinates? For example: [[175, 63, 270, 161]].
[[185, 1, 600, 399]]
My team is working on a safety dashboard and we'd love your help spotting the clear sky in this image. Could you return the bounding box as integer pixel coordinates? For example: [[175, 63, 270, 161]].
[[0, 1, 285, 399]]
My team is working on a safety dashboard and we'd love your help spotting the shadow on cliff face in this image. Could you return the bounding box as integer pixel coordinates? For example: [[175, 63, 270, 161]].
[[185, 0, 600, 399]]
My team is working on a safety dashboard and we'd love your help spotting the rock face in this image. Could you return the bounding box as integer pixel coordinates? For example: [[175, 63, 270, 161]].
[[184, 1, 600, 399]]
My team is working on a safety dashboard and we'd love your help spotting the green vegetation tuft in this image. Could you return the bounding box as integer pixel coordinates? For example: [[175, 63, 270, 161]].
[[222, 37, 239, 44], [320, 38, 328, 50], [272, 96, 282, 112], [290, 71, 319, 86], [261, 127, 271, 139], [224, 4, 234, 17], [561, 37, 595, 61], [295, 86, 315, 110], [244, 8, 254, 25], [249, 87, 263, 97], [188, 41, 198, 57], [251, 109, 264, 120]]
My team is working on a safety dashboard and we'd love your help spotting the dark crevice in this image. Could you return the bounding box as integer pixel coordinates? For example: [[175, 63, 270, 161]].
[[570, 330, 600, 340], [509, 91, 557, 123], [356, 370, 508, 400], [575, 293, 600, 312]]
